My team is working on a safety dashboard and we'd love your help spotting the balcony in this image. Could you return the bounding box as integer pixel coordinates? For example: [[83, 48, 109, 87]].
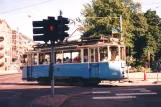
[[0, 62, 4, 67], [0, 45, 4, 50], [0, 53, 4, 59], [0, 37, 4, 42]]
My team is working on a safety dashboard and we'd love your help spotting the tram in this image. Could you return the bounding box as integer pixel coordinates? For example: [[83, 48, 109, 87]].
[[21, 39, 127, 85]]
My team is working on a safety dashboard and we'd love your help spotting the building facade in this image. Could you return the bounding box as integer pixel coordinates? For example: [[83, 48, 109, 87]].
[[0, 20, 12, 71], [0, 19, 36, 72]]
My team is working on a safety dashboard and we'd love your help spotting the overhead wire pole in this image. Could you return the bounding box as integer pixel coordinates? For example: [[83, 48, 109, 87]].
[[120, 15, 122, 40]]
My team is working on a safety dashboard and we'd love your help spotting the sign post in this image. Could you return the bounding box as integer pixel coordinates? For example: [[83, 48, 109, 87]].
[[148, 51, 150, 76], [32, 12, 70, 97], [50, 41, 55, 97], [156, 58, 160, 83]]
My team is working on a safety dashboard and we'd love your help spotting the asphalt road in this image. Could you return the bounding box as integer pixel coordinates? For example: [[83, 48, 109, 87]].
[[0, 73, 161, 107], [62, 85, 161, 107], [0, 73, 91, 107]]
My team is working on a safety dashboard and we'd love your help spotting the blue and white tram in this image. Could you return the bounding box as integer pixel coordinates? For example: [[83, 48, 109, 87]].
[[21, 42, 127, 85]]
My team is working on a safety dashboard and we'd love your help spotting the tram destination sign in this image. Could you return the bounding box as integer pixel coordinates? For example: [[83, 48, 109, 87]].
[[54, 45, 77, 50], [34, 45, 77, 51]]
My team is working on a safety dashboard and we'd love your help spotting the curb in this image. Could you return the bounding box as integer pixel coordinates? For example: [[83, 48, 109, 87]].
[[56, 95, 72, 107], [153, 81, 161, 84], [57, 92, 91, 107], [0, 72, 21, 76]]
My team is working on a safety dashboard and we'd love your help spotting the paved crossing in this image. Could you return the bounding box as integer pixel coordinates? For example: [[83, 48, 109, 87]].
[[92, 87, 158, 100]]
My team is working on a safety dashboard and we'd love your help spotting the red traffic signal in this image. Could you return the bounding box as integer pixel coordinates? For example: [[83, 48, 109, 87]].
[[49, 26, 54, 31]]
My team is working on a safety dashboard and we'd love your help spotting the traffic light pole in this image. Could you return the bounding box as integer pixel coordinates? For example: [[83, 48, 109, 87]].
[[50, 41, 55, 97]]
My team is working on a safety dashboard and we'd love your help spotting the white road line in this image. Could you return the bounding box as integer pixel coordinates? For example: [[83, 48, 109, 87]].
[[93, 96, 136, 99], [140, 90, 151, 92], [122, 88, 146, 91], [92, 88, 110, 90], [92, 88, 147, 91], [116, 92, 157, 96], [92, 91, 111, 94]]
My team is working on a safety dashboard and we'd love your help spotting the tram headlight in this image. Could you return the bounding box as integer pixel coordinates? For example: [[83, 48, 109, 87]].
[[121, 62, 125, 68]]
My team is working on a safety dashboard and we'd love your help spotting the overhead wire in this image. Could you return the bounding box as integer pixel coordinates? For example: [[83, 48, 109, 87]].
[[142, 2, 161, 6], [0, 0, 53, 14]]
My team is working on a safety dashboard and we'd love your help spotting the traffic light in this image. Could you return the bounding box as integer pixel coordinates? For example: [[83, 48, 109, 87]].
[[33, 17, 57, 43], [33, 20, 47, 42], [46, 17, 57, 42], [57, 16, 70, 41]]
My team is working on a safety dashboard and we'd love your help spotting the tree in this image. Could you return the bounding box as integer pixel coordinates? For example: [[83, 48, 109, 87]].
[[81, 0, 161, 66], [81, 0, 142, 47], [144, 10, 161, 59], [132, 13, 148, 64]]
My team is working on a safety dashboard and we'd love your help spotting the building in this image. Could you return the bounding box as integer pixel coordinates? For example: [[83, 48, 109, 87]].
[[0, 19, 36, 72], [12, 30, 17, 61], [0, 20, 12, 71], [12, 30, 36, 63], [17, 32, 36, 63]]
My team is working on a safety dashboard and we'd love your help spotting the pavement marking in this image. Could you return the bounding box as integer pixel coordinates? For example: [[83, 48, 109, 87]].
[[122, 88, 146, 91], [93, 87, 152, 90], [93, 96, 136, 99], [140, 90, 151, 92], [116, 92, 157, 96], [92, 88, 110, 90], [92, 91, 111, 94]]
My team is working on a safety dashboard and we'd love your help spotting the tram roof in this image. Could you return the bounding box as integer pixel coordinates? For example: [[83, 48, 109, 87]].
[[25, 39, 125, 54]]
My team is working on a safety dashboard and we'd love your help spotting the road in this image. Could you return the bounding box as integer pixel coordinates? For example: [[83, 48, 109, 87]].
[[0, 73, 161, 107], [62, 85, 161, 107], [0, 73, 90, 107]]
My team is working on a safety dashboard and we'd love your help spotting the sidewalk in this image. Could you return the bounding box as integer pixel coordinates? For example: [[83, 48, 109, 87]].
[[127, 72, 161, 83], [126, 72, 161, 85], [100, 72, 161, 86], [0, 70, 21, 76], [26, 94, 70, 107]]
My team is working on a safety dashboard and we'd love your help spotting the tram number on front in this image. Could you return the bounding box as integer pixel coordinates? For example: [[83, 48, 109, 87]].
[[112, 72, 117, 75]]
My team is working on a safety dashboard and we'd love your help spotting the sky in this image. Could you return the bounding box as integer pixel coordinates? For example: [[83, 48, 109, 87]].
[[0, 0, 161, 40]]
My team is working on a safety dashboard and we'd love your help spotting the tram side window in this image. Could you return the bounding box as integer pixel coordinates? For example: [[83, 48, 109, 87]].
[[84, 49, 88, 62], [95, 48, 98, 62], [55, 51, 81, 64], [22, 54, 27, 63], [73, 52, 81, 63], [39, 54, 45, 64], [56, 52, 63, 64], [100, 47, 108, 62]]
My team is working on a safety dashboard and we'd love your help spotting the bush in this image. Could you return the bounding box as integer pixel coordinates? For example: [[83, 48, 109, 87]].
[[136, 65, 143, 71]]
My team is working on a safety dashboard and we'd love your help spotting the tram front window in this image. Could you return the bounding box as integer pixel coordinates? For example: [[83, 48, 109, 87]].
[[110, 47, 119, 61]]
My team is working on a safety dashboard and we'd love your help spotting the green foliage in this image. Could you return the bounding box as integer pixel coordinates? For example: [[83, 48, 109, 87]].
[[136, 65, 143, 71], [81, 0, 161, 64]]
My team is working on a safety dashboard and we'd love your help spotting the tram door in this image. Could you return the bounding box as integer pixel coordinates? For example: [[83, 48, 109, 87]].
[[88, 48, 100, 78]]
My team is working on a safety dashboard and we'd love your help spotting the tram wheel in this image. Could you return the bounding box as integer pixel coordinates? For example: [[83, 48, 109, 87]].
[[67, 78, 84, 86], [82, 79, 100, 86]]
